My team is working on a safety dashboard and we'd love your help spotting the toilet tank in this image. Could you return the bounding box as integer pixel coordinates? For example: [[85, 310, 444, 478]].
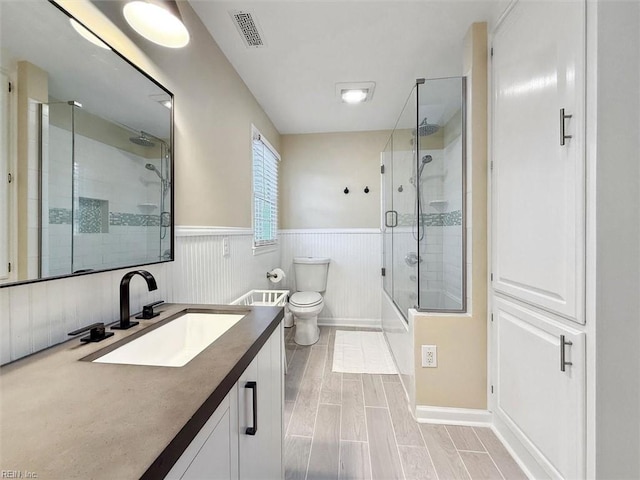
[[293, 257, 330, 293]]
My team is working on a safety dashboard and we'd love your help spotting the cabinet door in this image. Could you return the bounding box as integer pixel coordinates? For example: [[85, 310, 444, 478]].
[[494, 297, 585, 479], [492, 0, 586, 323], [165, 390, 239, 480], [238, 324, 284, 480]]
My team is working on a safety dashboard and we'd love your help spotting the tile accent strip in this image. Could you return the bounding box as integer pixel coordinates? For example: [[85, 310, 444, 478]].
[[49, 207, 72, 225], [397, 210, 463, 227], [48, 208, 161, 227]]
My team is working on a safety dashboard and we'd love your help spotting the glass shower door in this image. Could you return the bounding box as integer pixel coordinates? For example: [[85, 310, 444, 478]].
[[391, 86, 419, 315], [382, 137, 394, 297], [382, 77, 467, 317]]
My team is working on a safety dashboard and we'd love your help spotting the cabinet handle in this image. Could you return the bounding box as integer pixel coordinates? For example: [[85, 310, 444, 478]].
[[560, 335, 573, 372], [560, 108, 573, 146], [245, 381, 257, 435]]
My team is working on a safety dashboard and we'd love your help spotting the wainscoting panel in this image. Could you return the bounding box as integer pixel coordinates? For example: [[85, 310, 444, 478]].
[[172, 228, 280, 305], [279, 229, 382, 326], [0, 261, 174, 365], [1, 228, 379, 365]]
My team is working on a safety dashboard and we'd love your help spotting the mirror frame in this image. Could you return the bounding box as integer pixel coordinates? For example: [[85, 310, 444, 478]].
[[0, 0, 175, 288]]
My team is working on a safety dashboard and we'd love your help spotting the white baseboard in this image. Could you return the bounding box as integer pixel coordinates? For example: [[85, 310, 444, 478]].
[[317, 317, 382, 329], [415, 405, 493, 427], [492, 414, 552, 480], [412, 406, 541, 480]]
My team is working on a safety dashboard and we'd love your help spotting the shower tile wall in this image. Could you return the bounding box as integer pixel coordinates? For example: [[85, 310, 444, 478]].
[[418, 150, 445, 300], [47, 125, 164, 275], [413, 110, 465, 311], [47, 122, 72, 275], [441, 124, 464, 307]]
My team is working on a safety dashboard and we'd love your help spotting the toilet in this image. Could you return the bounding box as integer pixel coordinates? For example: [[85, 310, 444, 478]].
[[289, 257, 330, 346]]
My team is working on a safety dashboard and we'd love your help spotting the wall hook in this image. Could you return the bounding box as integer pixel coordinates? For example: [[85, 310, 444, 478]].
[[344, 187, 349, 194], [364, 186, 370, 194], [398, 185, 403, 192]]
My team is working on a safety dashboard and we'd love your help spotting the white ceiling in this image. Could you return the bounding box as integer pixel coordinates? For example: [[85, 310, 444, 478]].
[[189, 1, 507, 135]]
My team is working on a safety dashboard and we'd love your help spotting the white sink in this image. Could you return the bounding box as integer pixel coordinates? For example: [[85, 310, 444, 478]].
[[93, 312, 245, 367]]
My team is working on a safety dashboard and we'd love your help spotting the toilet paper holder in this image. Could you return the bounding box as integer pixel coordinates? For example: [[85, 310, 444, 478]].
[[266, 268, 286, 283]]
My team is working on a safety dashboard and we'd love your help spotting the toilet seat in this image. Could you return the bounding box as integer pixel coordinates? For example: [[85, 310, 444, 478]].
[[289, 291, 322, 308]]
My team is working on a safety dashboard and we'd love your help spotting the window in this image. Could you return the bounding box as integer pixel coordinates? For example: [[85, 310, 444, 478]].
[[252, 127, 279, 252]]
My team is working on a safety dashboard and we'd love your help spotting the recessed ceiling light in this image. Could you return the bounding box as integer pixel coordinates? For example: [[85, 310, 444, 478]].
[[336, 82, 375, 104], [69, 19, 110, 50], [341, 89, 368, 104], [123, 1, 190, 48]]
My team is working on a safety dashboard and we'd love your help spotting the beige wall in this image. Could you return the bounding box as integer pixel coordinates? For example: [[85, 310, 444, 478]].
[[58, 0, 280, 228], [413, 22, 488, 409], [280, 130, 390, 229]]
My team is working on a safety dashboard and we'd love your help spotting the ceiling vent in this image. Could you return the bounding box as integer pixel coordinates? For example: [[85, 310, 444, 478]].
[[229, 10, 265, 48]]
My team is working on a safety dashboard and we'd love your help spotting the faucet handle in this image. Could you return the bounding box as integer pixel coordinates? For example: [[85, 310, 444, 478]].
[[68, 323, 114, 343], [136, 300, 164, 320]]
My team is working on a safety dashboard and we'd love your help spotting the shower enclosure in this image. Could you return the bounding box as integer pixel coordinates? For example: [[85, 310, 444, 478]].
[[43, 101, 171, 277], [382, 77, 466, 316]]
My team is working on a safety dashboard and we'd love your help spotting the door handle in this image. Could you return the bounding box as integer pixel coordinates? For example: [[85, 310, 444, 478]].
[[560, 335, 573, 372], [245, 381, 257, 435], [385, 210, 398, 228], [560, 108, 572, 146]]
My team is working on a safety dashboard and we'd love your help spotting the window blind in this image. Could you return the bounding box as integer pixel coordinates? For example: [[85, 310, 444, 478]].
[[252, 131, 279, 248]]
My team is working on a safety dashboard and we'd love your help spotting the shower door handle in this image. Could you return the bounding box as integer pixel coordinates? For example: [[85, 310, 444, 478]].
[[560, 108, 572, 146], [385, 210, 398, 228]]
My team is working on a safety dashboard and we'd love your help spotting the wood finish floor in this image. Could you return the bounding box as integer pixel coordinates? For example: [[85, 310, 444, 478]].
[[284, 326, 527, 480]]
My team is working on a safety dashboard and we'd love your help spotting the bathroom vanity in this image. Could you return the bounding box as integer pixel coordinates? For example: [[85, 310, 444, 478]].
[[0, 304, 284, 479]]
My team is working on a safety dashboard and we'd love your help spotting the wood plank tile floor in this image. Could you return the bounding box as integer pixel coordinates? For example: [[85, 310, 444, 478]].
[[284, 326, 528, 480]]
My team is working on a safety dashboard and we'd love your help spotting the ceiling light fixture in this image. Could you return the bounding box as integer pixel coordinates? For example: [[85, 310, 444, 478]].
[[336, 82, 376, 104], [123, 0, 190, 48], [341, 89, 368, 104], [69, 19, 111, 50]]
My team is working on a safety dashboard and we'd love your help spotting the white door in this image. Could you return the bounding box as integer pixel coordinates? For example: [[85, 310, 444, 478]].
[[238, 325, 283, 479], [492, 0, 586, 323], [494, 297, 585, 479]]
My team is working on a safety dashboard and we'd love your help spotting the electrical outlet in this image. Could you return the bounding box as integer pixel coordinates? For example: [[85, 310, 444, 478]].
[[223, 237, 230, 257], [421, 345, 437, 368]]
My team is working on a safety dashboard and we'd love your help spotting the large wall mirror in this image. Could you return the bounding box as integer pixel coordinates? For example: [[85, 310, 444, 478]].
[[0, 0, 174, 287]]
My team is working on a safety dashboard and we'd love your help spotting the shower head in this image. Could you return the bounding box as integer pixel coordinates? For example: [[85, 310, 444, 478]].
[[410, 155, 434, 186], [417, 118, 440, 137], [130, 132, 155, 147], [417, 154, 433, 179], [145, 163, 163, 179]]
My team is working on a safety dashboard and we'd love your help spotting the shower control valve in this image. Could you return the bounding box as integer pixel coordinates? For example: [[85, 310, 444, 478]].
[[404, 252, 422, 267]]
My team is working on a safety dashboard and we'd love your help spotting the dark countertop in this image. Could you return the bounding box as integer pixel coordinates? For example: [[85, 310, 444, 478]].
[[0, 303, 284, 479]]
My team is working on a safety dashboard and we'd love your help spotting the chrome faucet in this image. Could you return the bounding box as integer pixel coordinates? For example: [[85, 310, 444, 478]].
[[113, 270, 158, 330]]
